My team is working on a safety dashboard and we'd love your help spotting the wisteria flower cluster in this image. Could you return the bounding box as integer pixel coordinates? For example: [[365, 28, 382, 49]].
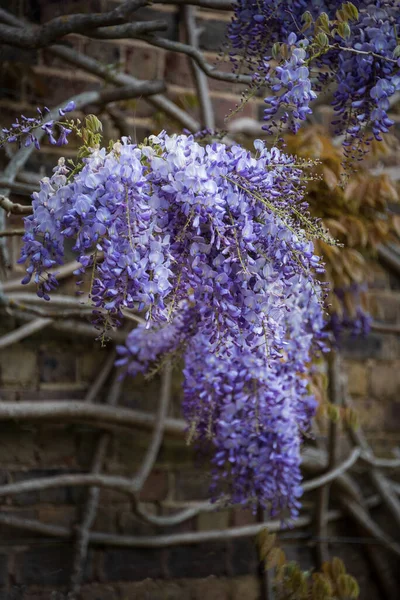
[[19, 132, 329, 516], [0, 101, 75, 149], [229, 1, 400, 144]]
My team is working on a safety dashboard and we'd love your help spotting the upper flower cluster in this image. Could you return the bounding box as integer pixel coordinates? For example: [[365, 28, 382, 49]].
[[229, 1, 400, 145], [20, 133, 327, 516]]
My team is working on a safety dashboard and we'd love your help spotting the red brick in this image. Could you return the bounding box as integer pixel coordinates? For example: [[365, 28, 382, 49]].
[[231, 508, 257, 528], [369, 290, 400, 323], [174, 468, 212, 501], [385, 401, 400, 433], [369, 361, 400, 399], [167, 542, 228, 578], [123, 45, 164, 82], [15, 545, 74, 586], [139, 470, 169, 502], [38, 348, 76, 384], [191, 576, 231, 600], [164, 52, 195, 88], [102, 548, 165, 582], [345, 361, 368, 396], [213, 96, 258, 129], [76, 584, 118, 600]]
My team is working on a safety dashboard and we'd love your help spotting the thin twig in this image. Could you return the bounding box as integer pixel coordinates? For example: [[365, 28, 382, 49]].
[[69, 367, 122, 598], [0, 179, 39, 195], [0, 317, 53, 349], [85, 20, 168, 39], [0, 228, 25, 237], [182, 6, 216, 130], [0, 400, 186, 436], [132, 361, 172, 490], [344, 394, 400, 532], [84, 351, 117, 404], [8, 310, 126, 343], [315, 350, 341, 567], [2, 255, 102, 293], [0, 195, 32, 215], [303, 448, 361, 493], [139, 33, 253, 86], [0, 511, 330, 548], [338, 495, 400, 559]]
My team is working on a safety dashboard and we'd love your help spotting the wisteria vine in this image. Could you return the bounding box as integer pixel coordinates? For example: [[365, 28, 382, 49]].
[[10, 0, 399, 519], [229, 1, 400, 147], [18, 131, 331, 516]]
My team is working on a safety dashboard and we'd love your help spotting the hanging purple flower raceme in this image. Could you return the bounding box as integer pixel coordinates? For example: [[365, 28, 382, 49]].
[[228, 1, 400, 143], [0, 101, 75, 149], [20, 133, 328, 517]]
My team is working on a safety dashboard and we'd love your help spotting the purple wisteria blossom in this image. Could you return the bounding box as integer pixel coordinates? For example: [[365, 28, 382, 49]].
[[0, 101, 75, 149], [20, 133, 327, 517], [229, 1, 400, 142]]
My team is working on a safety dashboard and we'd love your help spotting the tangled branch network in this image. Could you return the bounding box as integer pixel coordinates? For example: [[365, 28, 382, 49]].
[[18, 130, 330, 517], [229, 1, 400, 149]]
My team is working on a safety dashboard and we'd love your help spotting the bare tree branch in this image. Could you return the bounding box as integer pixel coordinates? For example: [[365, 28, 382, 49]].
[[2, 256, 102, 293], [0, 8, 200, 132], [0, 472, 137, 499], [344, 394, 400, 532], [303, 448, 361, 493], [3, 309, 126, 343], [1, 298, 94, 320], [0, 1, 148, 48], [315, 350, 342, 567], [0, 179, 39, 195], [87, 20, 168, 40], [69, 368, 123, 598], [0, 400, 186, 436], [0, 510, 313, 548], [134, 500, 218, 527], [339, 495, 400, 559], [0, 228, 25, 237], [139, 33, 253, 86], [97, 82, 166, 103], [0, 195, 33, 215], [0, 317, 52, 349], [84, 351, 117, 404], [50, 44, 200, 132], [132, 362, 172, 490], [182, 6, 215, 130]]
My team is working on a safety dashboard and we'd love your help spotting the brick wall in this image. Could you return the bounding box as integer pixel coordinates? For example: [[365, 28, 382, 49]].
[[1, 1, 400, 598]]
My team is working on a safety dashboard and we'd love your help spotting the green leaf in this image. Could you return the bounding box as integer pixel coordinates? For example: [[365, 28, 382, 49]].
[[393, 45, 400, 59], [85, 114, 103, 134], [337, 573, 360, 598], [272, 42, 281, 60], [331, 557, 346, 580], [316, 32, 329, 48], [337, 21, 351, 40], [346, 2, 359, 20], [302, 10, 314, 26]]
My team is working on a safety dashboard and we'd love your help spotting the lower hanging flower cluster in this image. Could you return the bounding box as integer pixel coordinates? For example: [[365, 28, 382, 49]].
[[20, 132, 328, 517]]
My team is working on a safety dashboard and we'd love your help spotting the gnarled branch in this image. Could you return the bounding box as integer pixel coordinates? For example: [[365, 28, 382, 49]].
[[0, 1, 148, 48]]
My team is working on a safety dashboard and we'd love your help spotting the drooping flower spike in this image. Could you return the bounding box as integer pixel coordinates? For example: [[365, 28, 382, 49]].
[[19, 133, 329, 516]]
